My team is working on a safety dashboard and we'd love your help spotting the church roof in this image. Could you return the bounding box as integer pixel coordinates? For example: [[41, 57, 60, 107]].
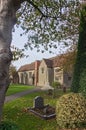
[[18, 62, 35, 72], [43, 59, 53, 68], [18, 52, 74, 71]]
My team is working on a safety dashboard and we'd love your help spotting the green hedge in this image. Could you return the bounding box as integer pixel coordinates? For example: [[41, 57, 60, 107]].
[[56, 93, 86, 128]]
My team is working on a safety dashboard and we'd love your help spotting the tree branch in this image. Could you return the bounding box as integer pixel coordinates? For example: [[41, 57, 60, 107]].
[[26, 0, 58, 20], [27, 0, 46, 16]]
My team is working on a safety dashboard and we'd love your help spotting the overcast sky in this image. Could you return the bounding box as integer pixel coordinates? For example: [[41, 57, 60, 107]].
[[12, 26, 68, 70]]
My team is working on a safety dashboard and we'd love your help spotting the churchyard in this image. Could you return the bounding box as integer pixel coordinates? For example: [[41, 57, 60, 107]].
[[6, 84, 35, 96], [3, 84, 70, 130]]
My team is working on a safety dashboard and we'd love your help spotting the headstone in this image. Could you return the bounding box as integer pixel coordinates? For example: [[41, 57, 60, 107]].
[[34, 96, 44, 109], [63, 85, 66, 92]]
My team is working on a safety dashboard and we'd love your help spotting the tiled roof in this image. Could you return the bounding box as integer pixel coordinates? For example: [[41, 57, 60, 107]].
[[18, 62, 35, 72], [18, 52, 73, 71], [51, 55, 65, 67], [43, 54, 65, 68], [43, 59, 53, 68]]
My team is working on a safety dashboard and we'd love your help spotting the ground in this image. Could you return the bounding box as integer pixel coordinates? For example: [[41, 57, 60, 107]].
[[3, 84, 70, 130]]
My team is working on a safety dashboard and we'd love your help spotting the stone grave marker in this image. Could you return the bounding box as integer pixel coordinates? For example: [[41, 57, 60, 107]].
[[34, 96, 44, 109]]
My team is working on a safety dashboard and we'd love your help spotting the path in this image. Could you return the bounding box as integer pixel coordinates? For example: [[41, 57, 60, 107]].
[[5, 88, 41, 103]]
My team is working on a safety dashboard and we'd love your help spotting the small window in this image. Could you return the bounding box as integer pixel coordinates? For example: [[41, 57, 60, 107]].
[[24, 72, 27, 77], [55, 76, 61, 81], [55, 77, 59, 81], [55, 68, 61, 73], [29, 72, 32, 78], [41, 68, 44, 73], [55, 69, 59, 72], [68, 77, 71, 80]]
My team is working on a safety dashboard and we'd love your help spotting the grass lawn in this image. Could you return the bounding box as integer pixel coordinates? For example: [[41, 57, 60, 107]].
[[6, 84, 35, 96], [3, 89, 70, 130]]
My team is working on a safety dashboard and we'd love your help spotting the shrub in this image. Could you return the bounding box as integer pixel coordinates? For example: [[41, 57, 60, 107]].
[[47, 89, 53, 95], [52, 81, 61, 89], [56, 93, 86, 128], [0, 121, 20, 130], [52, 81, 61, 98]]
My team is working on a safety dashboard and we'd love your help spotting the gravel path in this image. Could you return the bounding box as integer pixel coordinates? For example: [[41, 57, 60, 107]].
[[5, 88, 41, 103]]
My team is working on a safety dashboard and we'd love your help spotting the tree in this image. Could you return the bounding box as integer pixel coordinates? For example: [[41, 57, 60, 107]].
[[0, 0, 84, 123], [9, 64, 17, 83], [71, 4, 86, 97], [0, 0, 23, 122], [60, 50, 77, 74], [18, 0, 80, 52], [11, 45, 26, 60]]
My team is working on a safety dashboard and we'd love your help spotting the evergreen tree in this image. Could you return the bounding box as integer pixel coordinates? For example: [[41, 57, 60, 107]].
[[71, 6, 86, 97]]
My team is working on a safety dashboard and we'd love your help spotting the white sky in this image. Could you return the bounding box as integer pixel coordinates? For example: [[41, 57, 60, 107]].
[[12, 26, 68, 70]]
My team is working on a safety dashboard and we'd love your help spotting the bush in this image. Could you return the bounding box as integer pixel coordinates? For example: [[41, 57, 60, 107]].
[[52, 81, 61, 89], [52, 81, 61, 98], [47, 89, 53, 95], [0, 121, 20, 130], [56, 93, 86, 128]]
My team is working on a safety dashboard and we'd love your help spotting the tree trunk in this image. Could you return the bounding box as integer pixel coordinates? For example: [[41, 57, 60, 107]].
[[71, 6, 86, 98], [0, 0, 22, 122]]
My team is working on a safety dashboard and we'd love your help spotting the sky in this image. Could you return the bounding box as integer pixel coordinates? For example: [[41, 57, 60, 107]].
[[12, 26, 68, 70]]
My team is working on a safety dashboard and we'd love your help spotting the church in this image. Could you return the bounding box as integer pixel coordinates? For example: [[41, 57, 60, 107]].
[[18, 54, 73, 88]]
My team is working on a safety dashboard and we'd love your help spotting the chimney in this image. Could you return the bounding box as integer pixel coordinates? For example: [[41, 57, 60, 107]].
[[34, 61, 40, 86]]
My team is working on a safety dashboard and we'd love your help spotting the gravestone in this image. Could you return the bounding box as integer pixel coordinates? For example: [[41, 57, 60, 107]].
[[34, 96, 44, 109]]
